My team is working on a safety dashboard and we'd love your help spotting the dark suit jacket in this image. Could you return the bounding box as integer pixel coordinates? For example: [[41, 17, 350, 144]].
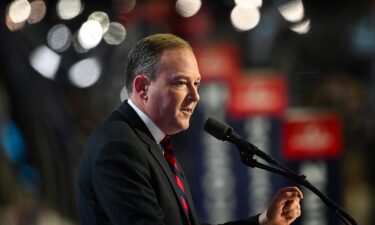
[[77, 101, 259, 225]]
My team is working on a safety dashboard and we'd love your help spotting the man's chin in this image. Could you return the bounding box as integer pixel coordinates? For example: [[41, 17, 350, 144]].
[[180, 119, 191, 130], [169, 121, 190, 134]]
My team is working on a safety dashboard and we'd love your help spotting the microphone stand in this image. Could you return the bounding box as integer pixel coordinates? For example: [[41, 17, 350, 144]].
[[237, 145, 357, 225]]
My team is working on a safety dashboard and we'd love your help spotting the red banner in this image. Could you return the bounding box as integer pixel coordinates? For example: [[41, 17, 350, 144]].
[[228, 74, 287, 118], [194, 42, 240, 82], [282, 111, 343, 160]]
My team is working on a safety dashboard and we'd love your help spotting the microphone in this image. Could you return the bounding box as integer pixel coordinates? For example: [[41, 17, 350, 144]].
[[203, 117, 276, 164]]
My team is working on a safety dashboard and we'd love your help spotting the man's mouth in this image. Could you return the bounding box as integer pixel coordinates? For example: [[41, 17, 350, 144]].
[[181, 108, 193, 114]]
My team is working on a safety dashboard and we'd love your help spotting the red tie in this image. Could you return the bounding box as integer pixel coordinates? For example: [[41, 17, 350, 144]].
[[160, 136, 191, 225]]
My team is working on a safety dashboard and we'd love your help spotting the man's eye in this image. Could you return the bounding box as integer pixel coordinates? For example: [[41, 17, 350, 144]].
[[176, 80, 187, 86]]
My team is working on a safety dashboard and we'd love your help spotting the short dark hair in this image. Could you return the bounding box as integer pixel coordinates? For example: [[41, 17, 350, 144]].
[[124, 33, 192, 94]]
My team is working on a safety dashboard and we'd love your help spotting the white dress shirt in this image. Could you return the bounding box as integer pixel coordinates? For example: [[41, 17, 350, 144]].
[[127, 99, 165, 144]]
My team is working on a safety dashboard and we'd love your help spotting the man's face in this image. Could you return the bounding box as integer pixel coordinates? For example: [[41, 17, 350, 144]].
[[145, 48, 201, 134]]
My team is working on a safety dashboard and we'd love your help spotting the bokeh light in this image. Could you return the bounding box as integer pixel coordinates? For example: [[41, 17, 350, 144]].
[[5, 13, 26, 31], [27, 0, 46, 24], [111, 0, 136, 13], [278, 0, 304, 23], [290, 19, 310, 34], [103, 22, 126, 45], [57, 0, 83, 20], [29, 45, 61, 80], [230, 4, 260, 31], [175, 0, 202, 18], [88, 11, 110, 33], [47, 24, 72, 52], [68, 57, 101, 88], [8, 0, 31, 24], [235, 0, 262, 8], [1, 1, 373, 225], [78, 20, 103, 50], [72, 32, 88, 53]]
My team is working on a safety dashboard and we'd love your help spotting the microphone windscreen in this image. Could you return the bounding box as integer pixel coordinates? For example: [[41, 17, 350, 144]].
[[203, 117, 231, 141]]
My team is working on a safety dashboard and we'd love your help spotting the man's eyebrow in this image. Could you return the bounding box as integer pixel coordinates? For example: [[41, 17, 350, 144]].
[[172, 74, 201, 81], [172, 74, 189, 79]]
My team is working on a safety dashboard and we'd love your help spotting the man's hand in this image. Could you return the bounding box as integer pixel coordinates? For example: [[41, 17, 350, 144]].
[[259, 186, 303, 225]]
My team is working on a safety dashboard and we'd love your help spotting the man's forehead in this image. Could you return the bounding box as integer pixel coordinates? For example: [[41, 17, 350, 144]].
[[157, 48, 200, 78]]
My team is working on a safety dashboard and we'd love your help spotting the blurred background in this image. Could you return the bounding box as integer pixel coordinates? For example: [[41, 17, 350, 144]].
[[0, 0, 374, 224]]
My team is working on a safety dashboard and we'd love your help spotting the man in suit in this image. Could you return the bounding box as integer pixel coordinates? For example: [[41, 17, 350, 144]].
[[77, 33, 303, 225]]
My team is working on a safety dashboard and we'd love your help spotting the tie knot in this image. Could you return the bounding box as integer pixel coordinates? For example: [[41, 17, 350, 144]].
[[160, 135, 172, 151]]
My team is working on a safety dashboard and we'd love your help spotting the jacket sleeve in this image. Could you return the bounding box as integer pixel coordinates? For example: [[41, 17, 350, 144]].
[[92, 140, 166, 225], [201, 214, 260, 225]]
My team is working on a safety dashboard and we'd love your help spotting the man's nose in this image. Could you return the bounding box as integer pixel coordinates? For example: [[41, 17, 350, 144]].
[[189, 86, 200, 102]]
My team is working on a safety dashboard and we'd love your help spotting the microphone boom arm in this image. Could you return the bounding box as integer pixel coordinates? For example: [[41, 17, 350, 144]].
[[238, 148, 357, 225]]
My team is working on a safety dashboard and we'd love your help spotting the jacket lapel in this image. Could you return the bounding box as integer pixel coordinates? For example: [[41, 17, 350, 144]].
[[116, 101, 195, 224]]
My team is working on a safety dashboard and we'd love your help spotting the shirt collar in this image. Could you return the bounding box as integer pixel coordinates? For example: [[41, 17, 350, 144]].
[[127, 99, 165, 144]]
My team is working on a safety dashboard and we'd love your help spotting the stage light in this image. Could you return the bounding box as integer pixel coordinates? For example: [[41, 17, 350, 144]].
[[278, 0, 304, 23], [78, 20, 103, 50], [68, 57, 101, 88], [8, 0, 31, 24], [290, 19, 310, 34], [175, 0, 202, 18], [30, 45, 61, 80], [235, 0, 262, 8], [5, 13, 26, 31], [112, 0, 136, 13], [27, 0, 46, 24], [230, 4, 260, 31], [88, 11, 110, 33], [72, 32, 88, 53], [47, 24, 72, 52], [103, 22, 126, 45], [57, 0, 82, 20]]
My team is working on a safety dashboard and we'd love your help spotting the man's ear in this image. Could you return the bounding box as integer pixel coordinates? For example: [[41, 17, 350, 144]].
[[133, 75, 151, 100]]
